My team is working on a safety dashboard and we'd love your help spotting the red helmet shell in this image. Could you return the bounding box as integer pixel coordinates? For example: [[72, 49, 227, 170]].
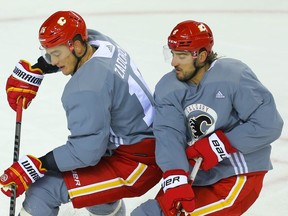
[[168, 20, 214, 54], [39, 11, 88, 48]]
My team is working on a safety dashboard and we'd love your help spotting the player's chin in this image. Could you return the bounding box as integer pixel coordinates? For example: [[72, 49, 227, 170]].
[[61, 67, 72, 76], [176, 72, 184, 81]]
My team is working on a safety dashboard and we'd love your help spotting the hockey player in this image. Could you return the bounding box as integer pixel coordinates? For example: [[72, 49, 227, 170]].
[[131, 20, 283, 215], [0, 11, 162, 216]]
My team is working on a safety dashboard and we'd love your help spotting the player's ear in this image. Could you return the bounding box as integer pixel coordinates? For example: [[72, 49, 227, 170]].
[[73, 40, 85, 55], [198, 50, 208, 63]]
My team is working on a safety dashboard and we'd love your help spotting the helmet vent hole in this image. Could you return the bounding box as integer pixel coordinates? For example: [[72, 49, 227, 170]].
[[180, 41, 192, 47], [50, 36, 61, 44]]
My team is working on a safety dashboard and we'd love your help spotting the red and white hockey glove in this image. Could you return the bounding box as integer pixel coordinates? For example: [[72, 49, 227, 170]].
[[159, 169, 195, 215], [186, 130, 237, 170], [6, 60, 44, 111], [0, 155, 47, 197]]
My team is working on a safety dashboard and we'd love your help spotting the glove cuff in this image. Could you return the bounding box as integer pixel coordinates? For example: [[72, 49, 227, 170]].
[[161, 169, 188, 192], [209, 130, 236, 162], [18, 155, 46, 183], [13, 60, 44, 87], [214, 130, 237, 153]]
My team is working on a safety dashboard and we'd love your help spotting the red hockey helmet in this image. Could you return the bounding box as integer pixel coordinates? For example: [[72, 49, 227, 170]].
[[168, 20, 214, 55], [39, 11, 88, 49]]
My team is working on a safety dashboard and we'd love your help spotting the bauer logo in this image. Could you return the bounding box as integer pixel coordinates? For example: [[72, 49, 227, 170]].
[[211, 139, 227, 160], [161, 176, 180, 188], [72, 170, 81, 186], [168, 39, 177, 44]]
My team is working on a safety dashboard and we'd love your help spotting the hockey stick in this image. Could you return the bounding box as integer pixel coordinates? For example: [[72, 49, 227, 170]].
[[189, 157, 202, 182], [9, 97, 24, 216], [176, 157, 203, 216], [156, 157, 202, 216]]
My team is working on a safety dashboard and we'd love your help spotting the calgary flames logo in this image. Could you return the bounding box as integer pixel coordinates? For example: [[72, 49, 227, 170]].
[[57, 17, 66, 26], [185, 103, 217, 143], [197, 23, 207, 32], [189, 115, 213, 139]]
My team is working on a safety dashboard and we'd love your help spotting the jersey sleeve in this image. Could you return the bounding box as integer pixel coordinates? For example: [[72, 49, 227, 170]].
[[226, 67, 283, 153], [53, 89, 111, 172], [153, 74, 190, 172]]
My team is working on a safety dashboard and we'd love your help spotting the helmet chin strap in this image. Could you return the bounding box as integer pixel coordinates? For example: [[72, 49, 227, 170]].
[[71, 43, 88, 75]]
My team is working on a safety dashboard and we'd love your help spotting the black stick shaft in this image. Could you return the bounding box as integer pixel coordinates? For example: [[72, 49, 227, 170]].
[[9, 98, 23, 216]]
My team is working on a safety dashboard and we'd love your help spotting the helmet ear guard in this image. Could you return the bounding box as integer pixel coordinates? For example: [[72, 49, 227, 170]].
[[167, 20, 214, 55]]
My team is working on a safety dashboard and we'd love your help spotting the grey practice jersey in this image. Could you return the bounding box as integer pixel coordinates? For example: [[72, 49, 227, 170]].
[[154, 58, 283, 185], [53, 30, 155, 171]]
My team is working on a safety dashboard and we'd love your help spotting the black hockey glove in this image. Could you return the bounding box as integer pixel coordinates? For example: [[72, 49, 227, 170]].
[[32, 56, 59, 74]]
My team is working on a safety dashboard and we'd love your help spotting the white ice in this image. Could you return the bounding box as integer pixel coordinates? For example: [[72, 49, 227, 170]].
[[0, 0, 287, 215]]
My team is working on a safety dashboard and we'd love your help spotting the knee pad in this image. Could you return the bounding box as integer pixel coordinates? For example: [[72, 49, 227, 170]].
[[87, 199, 126, 216]]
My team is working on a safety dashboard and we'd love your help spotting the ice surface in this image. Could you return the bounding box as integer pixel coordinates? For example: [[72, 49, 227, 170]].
[[0, 0, 287, 215]]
